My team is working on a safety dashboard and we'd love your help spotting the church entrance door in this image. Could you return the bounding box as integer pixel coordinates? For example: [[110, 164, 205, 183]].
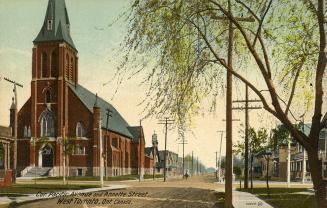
[[41, 146, 54, 167]]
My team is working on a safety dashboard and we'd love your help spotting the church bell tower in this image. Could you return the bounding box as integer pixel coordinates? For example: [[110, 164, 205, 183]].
[[30, 0, 78, 139]]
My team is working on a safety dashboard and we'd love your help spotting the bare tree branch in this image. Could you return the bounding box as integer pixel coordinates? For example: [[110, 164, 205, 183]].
[[285, 57, 306, 116], [252, 0, 273, 47]]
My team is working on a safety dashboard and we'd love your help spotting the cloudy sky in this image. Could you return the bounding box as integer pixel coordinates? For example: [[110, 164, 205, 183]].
[[0, 0, 278, 168]]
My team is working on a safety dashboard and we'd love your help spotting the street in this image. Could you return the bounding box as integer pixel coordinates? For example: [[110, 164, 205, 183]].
[[16, 175, 224, 208]]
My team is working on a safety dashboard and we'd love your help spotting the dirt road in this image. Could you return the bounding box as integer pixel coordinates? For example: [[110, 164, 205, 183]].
[[16, 175, 224, 208]]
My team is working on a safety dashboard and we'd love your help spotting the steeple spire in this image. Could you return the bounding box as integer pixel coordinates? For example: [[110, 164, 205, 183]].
[[34, 0, 76, 50]]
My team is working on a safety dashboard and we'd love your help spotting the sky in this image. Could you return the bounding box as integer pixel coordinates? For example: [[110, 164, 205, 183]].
[[0, 0, 279, 168]]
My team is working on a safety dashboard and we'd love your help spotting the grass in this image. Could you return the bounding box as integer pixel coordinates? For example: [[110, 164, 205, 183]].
[[37, 175, 138, 181], [215, 192, 225, 207], [0, 184, 99, 195], [237, 187, 316, 208], [143, 174, 163, 179], [37, 174, 163, 181]]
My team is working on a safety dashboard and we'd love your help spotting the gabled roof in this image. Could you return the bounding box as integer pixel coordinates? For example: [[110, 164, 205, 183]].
[[145, 147, 153, 156], [127, 126, 142, 142], [301, 123, 311, 136], [68, 83, 134, 139], [322, 113, 327, 128], [34, 0, 76, 50]]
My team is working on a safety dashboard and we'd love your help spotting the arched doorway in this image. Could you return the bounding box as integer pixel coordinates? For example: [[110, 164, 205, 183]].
[[39, 145, 54, 167]]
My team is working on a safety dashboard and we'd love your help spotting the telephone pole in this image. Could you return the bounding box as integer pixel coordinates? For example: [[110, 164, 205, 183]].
[[139, 119, 143, 182], [197, 156, 199, 175], [211, 3, 255, 206], [178, 134, 188, 177], [232, 84, 262, 189], [217, 130, 225, 182], [105, 108, 112, 180], [158, 117, 174, 182], [215, 151, 218, 179], [99, 119, 104, 188], [3, 76, 23, 183], [191, 151, 194, 176]]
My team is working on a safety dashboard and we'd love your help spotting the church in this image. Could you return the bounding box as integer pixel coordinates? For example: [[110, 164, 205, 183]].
[[15, 0, 145, 177]]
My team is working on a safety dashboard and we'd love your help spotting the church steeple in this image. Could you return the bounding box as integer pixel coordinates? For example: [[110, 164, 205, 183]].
[[34, 0, 76, 50]]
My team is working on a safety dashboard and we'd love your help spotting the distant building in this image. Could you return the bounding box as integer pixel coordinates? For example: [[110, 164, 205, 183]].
[[157, 150, 180, 176], [144, 132, 160, 175], [0, 126, 14, 186]]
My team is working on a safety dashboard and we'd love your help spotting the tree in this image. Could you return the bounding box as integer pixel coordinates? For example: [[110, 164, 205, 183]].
[[234, 127, 270, 192], [62, 137, 75, 184], [119, 0, 327, 206]]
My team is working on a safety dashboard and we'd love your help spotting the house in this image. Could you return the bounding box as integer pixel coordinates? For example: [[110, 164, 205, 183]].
[[157, 150, 180, 176], [0, 126, 14, 186], [267, 123, 327, 182], [15, 0, 145, 177]]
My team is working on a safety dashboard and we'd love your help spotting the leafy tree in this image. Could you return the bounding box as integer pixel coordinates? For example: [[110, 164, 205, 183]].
[[62, 137, 76, 184], [234, 127, 270, 192], [118, 0, 327, 206]]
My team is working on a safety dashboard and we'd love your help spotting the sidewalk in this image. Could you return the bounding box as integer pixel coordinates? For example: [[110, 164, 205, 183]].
[[233, 190, 273, 208], [0, 184, 129, 205]]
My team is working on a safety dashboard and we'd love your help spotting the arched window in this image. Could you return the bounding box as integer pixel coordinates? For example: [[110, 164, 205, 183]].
[[24, 126, 28, 137], [69, 57, 73, 80], [45, 90, 51, 103], [51, 50, 58, 77], [76, 122, 84, 137], [74, 144, 85, 155], [40, 110, 55, 137], [65, 54, 69, 79], [41, 52, 48, 78], [27, 126, 31, 137]]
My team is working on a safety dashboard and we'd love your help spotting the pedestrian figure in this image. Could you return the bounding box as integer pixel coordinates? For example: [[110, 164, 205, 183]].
[[184, 170, 189, 180]]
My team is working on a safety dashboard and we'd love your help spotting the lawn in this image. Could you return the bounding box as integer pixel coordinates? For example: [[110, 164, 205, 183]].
[[37, 174, 163, 181], [237, 187, 316, 208], [37, 175, 137, 181], [0, 184, 99, 195]]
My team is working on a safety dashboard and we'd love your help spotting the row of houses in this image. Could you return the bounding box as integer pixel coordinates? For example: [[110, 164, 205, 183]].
[[252, 123, 327, 182]]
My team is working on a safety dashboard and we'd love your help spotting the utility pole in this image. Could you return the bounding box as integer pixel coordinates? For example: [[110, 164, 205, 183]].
[[215, 151, 218, 179], [210, 2, 255, 206], [158, 117, 174, 182], [232, 84, 262, 189], [105, 108, 112, 180], [152, 131, 158, 180], [139, 119, 143, 182], [287, 136, 291, 188], [178, 133, 188, 178], [197, 156, 199, 175], [3, 77, 23, 183], [191, 151, 194, 176], [217, 130, 225, 182], [99, 119, 104, 188]]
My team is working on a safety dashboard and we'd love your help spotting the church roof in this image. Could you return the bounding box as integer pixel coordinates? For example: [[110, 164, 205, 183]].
[[127, 126, 142, 143], [68, 83, 134, 139], [34, 0, 76, 50]]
